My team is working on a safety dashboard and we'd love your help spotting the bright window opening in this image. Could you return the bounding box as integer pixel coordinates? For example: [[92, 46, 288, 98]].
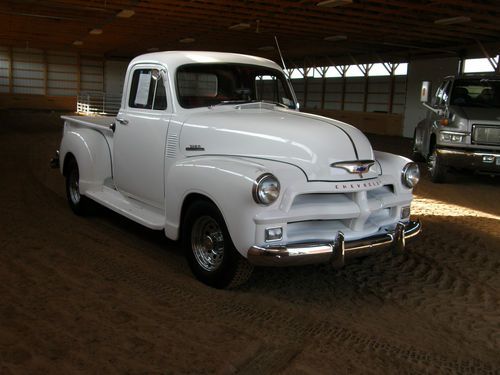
[[463, 57, 499, 73], [368, 63, 390, 77], [394, 63, 408, 76], [345, 65, 364, 77]]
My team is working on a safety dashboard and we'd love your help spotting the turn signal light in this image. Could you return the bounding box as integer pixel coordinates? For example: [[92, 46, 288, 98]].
[[440, 118, 449, 126]]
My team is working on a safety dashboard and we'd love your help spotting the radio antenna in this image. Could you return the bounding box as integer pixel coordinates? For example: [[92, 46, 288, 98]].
[[274, 36, 288, 73]]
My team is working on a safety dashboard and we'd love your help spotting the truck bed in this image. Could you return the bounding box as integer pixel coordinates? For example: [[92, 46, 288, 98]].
[[61, 115, 116, 133]]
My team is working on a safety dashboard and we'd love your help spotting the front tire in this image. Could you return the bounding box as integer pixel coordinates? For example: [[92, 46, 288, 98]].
[[65, 158, 93, 215], [428, 146, 447, 183], [183, 200, 253, 289], [411, 130, 425, 162]]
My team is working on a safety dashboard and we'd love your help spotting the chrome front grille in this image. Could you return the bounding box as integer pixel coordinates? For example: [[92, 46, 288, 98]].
[[472, 125, 500, 146]]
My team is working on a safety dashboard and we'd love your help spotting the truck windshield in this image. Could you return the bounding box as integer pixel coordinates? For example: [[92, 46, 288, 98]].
[[450, 78, 500, 108], [176, 63, 296, 109]]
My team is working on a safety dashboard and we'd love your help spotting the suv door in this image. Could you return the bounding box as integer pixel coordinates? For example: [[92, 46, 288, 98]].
[[113, 65, 171, 209]]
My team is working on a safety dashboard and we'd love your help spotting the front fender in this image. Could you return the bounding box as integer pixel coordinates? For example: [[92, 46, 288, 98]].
[[60, 121, 112, 194], [374, 150, 414, 195], [164, 156, 305, 254]]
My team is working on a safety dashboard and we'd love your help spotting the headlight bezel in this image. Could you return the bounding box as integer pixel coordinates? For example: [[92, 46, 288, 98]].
[[252, 173, 280, 205], [402, 162, 420, 188]]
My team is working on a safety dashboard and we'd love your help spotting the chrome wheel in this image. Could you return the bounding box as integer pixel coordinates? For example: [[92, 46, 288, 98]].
[[191, 216, 225, 272], [427, 146, 447, 183], [68, 166, 80, 205], [428, 149, 437, 173]]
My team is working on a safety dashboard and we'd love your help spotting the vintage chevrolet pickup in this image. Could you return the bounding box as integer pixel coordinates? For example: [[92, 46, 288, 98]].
[[53, 51, 421, 288]]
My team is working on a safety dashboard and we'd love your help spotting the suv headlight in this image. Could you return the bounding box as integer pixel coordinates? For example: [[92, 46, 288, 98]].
[[402, 163, 420, 188], [253, 173, 280, 205], [439, 131, 465, 143]]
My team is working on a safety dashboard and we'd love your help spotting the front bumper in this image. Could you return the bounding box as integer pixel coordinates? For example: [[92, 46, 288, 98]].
[[247, 220, 421, 268], [438, 148, 500, 173]]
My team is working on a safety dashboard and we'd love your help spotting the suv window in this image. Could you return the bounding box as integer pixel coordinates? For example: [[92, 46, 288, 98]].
[[129, 68, 167, 110]]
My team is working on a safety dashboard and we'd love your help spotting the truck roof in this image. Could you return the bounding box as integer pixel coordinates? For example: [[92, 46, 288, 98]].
[[129, 50, 282, 71]]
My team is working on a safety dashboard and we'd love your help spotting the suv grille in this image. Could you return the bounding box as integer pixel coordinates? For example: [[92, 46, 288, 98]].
[[472, 125, 500, 146]]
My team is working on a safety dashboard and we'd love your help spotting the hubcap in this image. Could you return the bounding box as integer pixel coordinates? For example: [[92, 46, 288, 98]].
[[69, 167, 80, 204], [191, 216, 224, 272], [428, 149, 437, 173]]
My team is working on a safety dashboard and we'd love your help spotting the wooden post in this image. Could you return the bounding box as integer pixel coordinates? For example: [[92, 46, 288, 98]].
[[389, 74, 395, 113], [8, 46, 13, 93], [341, 76, 346, 111], [362, 64, 372, 113], [303, 66, 309, 108], [363, 75, 369, 112], [43, 50, 48, 96], [321, 73, 327, 110], [76, 53, 81, 93]]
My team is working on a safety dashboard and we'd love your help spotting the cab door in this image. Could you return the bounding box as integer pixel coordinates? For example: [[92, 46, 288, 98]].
[[113, 65, 171, 209]]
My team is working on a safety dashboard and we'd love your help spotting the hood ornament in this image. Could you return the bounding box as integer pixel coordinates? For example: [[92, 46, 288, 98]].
[[330, 160, 375, 177]]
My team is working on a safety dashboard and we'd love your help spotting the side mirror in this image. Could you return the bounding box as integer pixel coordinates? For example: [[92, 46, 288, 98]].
[[420, 81, 430, 103]]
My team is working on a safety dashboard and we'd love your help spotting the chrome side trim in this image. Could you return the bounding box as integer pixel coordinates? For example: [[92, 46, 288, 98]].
[[247, 220, 421, 267]]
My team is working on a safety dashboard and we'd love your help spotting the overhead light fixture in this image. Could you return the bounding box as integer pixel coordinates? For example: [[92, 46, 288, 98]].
[[228, 23, 250, 31], [147, 47, 159, 52], [179, 37, 195, 43], [434, 16, 471, 25], [324, 35, 348, 41], [258, 46, 275, 51], [116, 9, 135, 18], [89, 28, 103, 35], [317, 0, 353, 7], [73, 40, 83, 46]]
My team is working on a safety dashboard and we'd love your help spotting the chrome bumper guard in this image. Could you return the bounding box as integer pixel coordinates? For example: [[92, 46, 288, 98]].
[[247, 220, 421, 268]]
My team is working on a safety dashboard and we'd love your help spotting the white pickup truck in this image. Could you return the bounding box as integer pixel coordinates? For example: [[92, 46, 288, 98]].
[[53, 51, 421, 288]]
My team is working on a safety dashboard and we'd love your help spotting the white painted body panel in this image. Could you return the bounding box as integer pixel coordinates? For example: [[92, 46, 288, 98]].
[[58, 51, 416, 258]]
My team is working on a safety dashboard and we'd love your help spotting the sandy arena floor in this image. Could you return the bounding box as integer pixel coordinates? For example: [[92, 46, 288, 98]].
[[0, 110, 499, 374]]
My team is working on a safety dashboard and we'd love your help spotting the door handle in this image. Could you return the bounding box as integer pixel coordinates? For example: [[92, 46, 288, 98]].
[[116, 118, 129, 125]]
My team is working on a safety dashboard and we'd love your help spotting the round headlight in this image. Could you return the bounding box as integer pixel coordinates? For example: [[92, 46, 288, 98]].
[[253, 173, 280, 205], [402, 162, 420, 188]]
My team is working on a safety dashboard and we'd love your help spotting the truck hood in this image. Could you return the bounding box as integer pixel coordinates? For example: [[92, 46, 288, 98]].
[[452, 106, 500, 122], [180, 104, 376, 181]]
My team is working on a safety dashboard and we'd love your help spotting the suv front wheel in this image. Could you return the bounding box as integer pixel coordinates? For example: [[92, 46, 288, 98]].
[[428, 146, 447, 183]]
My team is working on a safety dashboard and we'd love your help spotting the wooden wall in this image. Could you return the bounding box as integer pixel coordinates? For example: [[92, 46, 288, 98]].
[[0, 93, 76, 111], [303, 108, 404, 136]]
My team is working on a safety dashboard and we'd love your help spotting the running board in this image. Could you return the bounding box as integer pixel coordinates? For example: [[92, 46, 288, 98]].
[[85, 186, 165, 230]]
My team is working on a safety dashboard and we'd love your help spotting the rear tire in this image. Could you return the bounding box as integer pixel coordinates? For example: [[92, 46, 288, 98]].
[[183, 200, 253, 289], [65, 158, 93, 215], [428, 146, 447, 183]]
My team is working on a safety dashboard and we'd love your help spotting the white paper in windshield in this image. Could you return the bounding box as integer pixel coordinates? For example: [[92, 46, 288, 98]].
[[135, 72, 151, 106]]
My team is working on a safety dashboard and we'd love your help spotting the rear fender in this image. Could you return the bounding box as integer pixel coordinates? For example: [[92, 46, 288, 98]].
[[60, 121, 112, 194]]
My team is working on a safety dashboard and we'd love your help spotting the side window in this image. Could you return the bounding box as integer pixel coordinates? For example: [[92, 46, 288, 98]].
[[432, 82, 445, 107], [441, 81, 451, 105], [128, 68, 168, 110]]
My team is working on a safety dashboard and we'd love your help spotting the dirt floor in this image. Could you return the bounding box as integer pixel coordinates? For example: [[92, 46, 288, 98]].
[[0, 110, 499, 374]]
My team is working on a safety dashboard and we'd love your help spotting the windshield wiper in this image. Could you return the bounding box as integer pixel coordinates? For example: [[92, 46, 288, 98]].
[[212, 99, 253, 107], [211, 99, 291, 109], [259, 100, 289, 109]]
